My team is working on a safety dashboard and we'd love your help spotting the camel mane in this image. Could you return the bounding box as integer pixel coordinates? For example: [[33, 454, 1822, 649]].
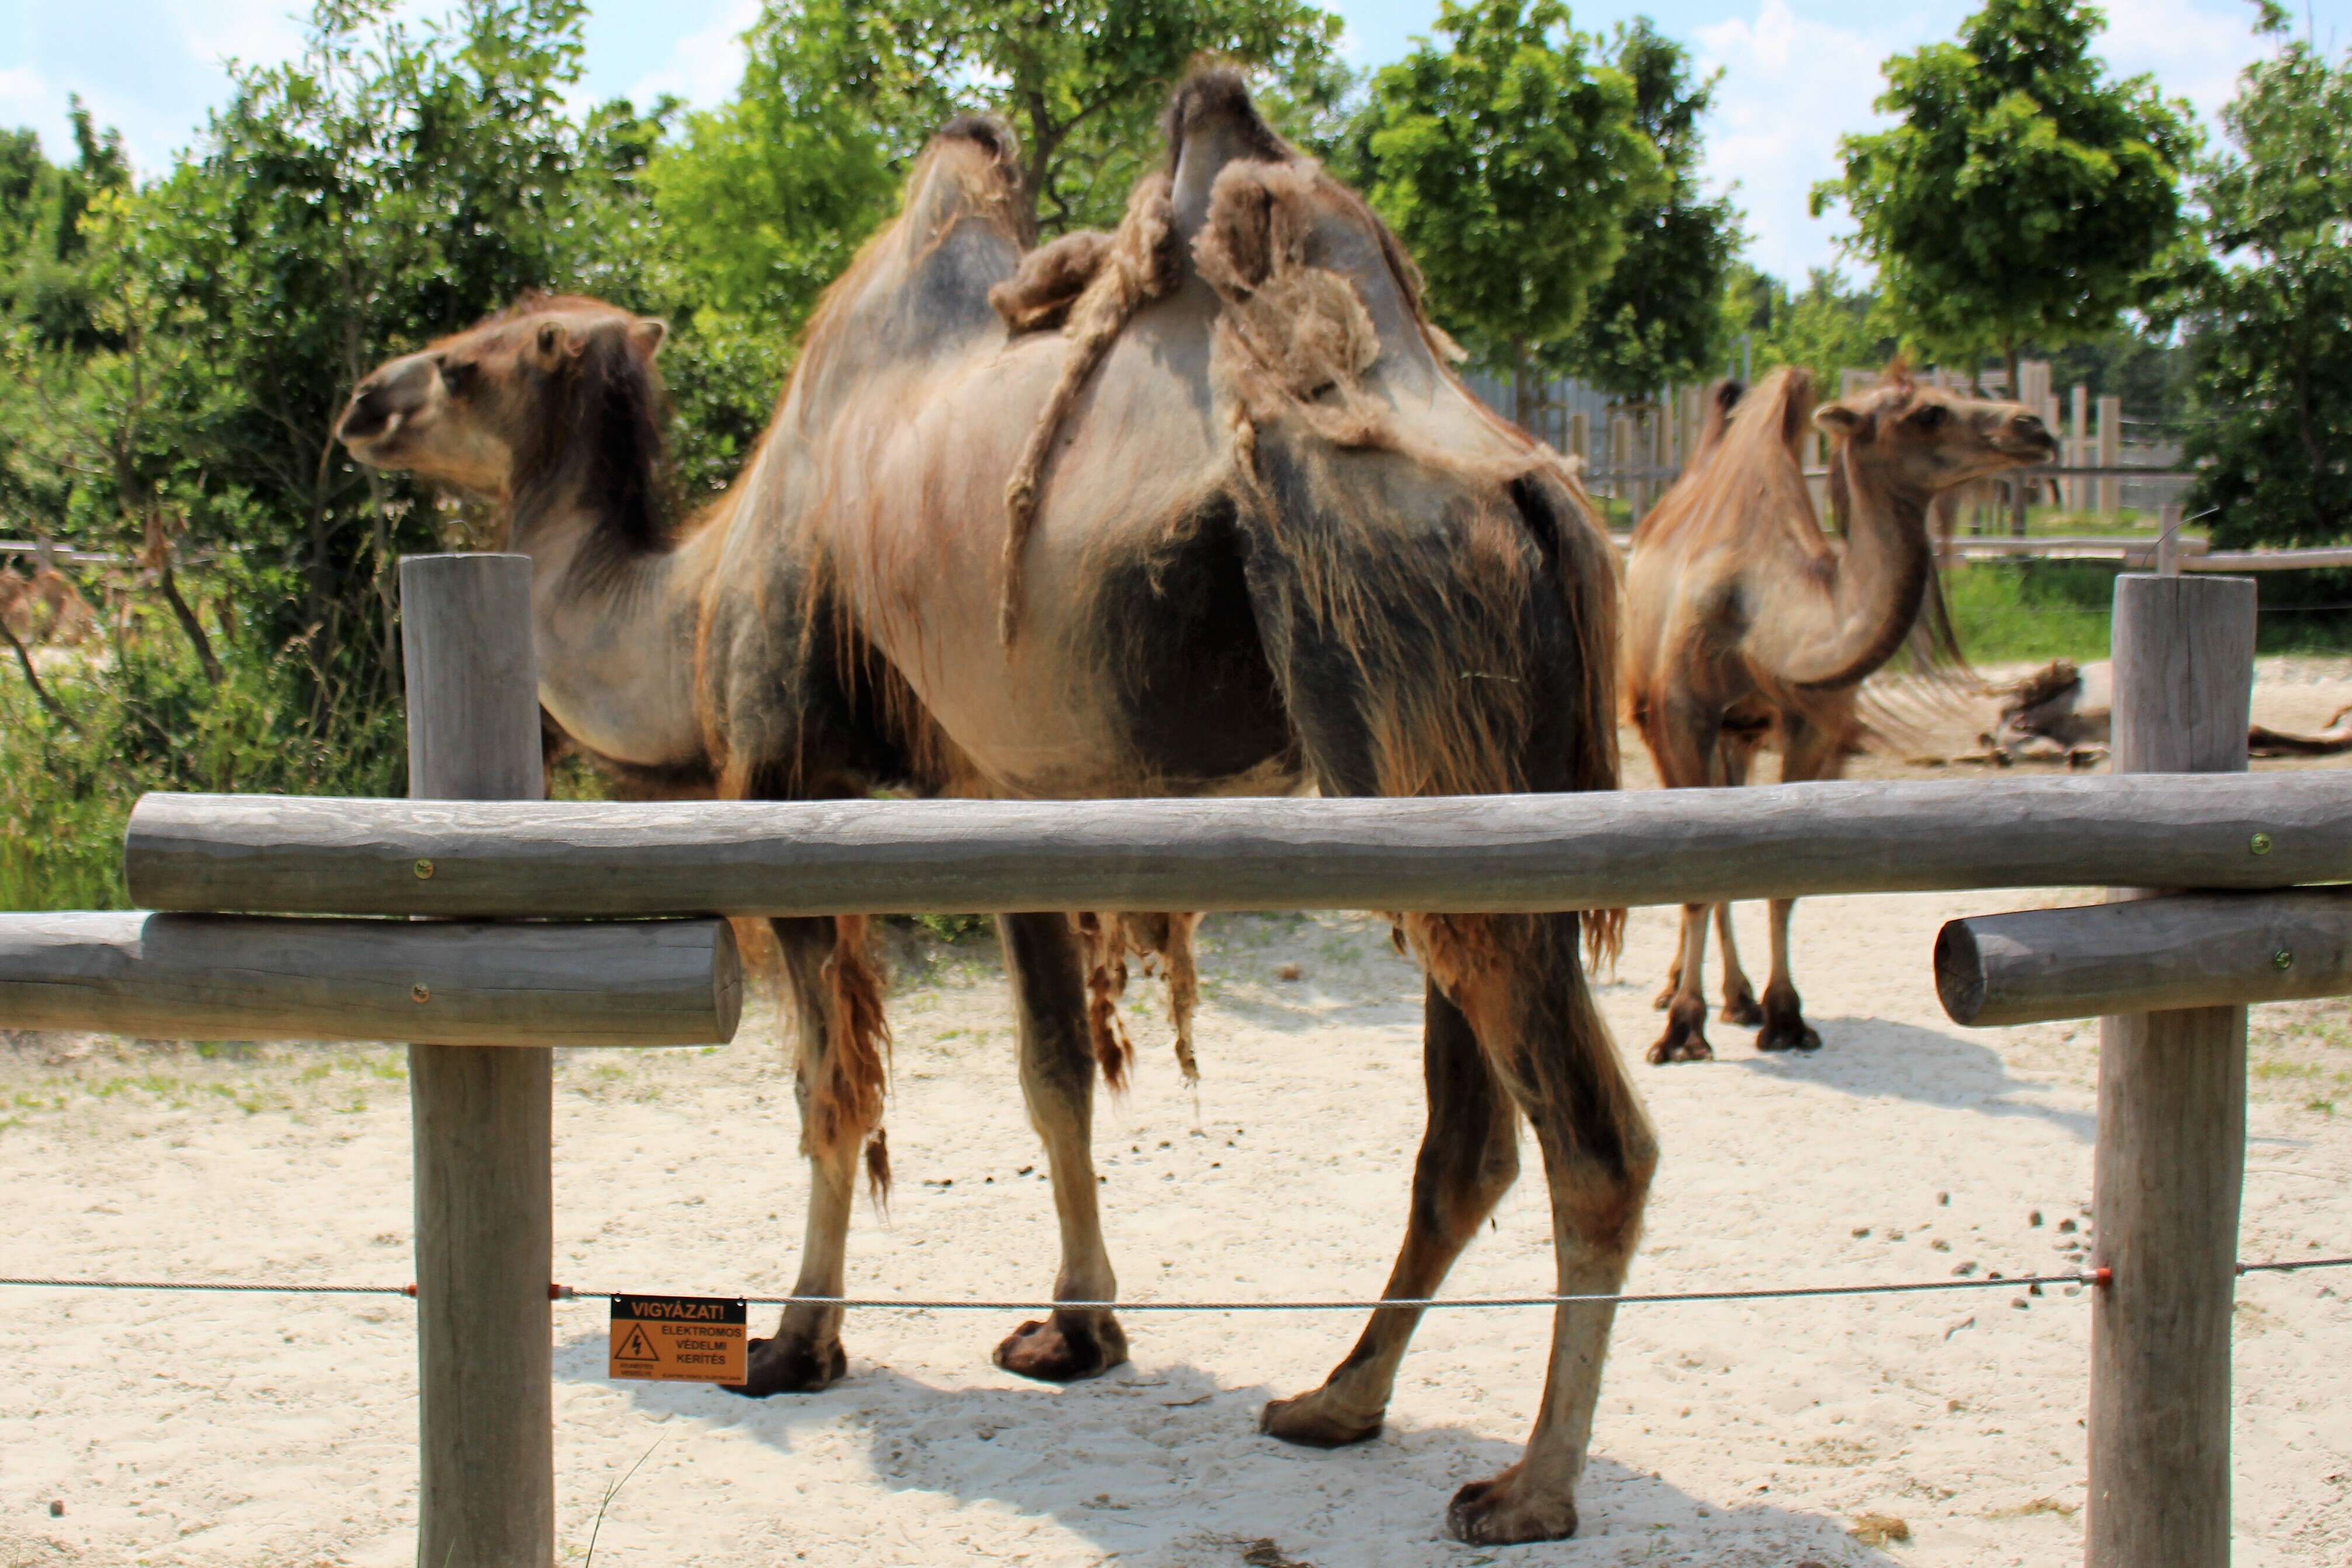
[[487, 292, 681, 576]]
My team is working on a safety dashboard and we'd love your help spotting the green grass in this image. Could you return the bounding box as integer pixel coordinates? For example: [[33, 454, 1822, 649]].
[[1943, 558, 2352, 664]]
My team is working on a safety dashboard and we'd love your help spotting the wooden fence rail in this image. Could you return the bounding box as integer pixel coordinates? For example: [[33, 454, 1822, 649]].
[[0, 911, 739, 1045], [124, 771, 2352, 919], [1934, 887, 2352, 1026]]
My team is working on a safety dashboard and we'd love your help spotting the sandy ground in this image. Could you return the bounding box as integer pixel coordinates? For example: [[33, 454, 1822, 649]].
[[2, 665, 2350, 1568]]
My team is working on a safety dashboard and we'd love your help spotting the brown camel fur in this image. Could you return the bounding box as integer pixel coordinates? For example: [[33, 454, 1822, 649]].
[[340, 74, 1643, 1544], [1624, 365, 2054, 1063]]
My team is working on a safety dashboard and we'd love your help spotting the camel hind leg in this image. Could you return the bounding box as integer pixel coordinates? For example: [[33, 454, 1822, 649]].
[[1432, 912, 1655, 1545], [1261, 977, 1518, 1445], [1233, 454, 1651, 1541], [992, 912, 1129, 1381]]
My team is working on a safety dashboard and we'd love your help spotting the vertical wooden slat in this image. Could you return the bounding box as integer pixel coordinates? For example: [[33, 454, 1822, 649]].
[[2087, 573, 2257, 1568], [402, 553, 554, 1568]]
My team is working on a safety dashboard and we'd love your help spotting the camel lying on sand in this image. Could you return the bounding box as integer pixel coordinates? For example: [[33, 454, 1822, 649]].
[[342, 73, 1641, 1544], [1969, 657, 2352, 763], [1624, 366, 2054, 1063]]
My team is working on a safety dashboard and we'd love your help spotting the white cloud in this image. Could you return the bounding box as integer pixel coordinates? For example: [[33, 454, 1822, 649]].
[[2098, 0, 2269, 126], [1696, 0, 1900, 282], [627, 0, 762, 113], [166, 0, 310, 73], [0, 65, 58, 124]]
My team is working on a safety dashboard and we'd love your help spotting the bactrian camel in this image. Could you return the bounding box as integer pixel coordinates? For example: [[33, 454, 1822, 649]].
[[341, 73, 1645, 1545], [1624, 365, 2054, 1063]]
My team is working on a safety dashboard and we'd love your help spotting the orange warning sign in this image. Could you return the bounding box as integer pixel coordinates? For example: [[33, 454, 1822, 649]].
[[607, 1294, 747, 1384]]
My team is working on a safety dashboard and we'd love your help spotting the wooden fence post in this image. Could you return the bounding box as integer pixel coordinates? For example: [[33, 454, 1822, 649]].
[[2087, 572, 2257, 1568], [402, 553, 554, 1567]]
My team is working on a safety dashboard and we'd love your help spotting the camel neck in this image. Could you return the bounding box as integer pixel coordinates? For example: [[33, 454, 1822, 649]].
[[504, 490, 716, 770], [1778, 445, 1933, 692]]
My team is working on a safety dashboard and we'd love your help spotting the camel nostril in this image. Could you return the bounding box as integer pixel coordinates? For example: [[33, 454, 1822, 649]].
[[338, 392, 398, 446]]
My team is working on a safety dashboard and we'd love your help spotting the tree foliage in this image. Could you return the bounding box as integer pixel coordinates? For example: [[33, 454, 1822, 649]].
[[1352, 0, 1664, 401], [660, 0, 1342, 255], [1720, 263, 1898, 389], [2165, 13, 2352, 546], [1814, 0, 2196, 386], [1557, 19, 1738, 401]]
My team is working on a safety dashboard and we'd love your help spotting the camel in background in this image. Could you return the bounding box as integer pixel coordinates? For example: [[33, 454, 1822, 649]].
[[343, 73, 1642, 1545], [1624, 366, 2053, 1063], [0, 558, 96, 647]]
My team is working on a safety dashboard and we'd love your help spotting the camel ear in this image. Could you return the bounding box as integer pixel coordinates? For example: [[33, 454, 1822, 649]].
[[629, 317, 668, 358], [1814, 403, 1866, 439], [533, 319, 571, 366]]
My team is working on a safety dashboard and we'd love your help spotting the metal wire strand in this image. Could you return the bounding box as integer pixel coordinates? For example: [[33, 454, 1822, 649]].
[[2, 1257, 2343, 1309]]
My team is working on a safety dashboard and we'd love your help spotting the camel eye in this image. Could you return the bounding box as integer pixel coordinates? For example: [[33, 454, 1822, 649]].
[[1908, 403, 1949, 431], [439, 357, 478, 395]]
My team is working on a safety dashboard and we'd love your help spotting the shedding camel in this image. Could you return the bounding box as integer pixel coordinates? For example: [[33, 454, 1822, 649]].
[[1624, 365, 2054, 1063], [339, 74, 1646, 1543]]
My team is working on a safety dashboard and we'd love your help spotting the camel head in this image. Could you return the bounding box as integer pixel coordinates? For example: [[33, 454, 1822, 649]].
[[337, 293, 670, 504], [1813, 371, 2056, 497]]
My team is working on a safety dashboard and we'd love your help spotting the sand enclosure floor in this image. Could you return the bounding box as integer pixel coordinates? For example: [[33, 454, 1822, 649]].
[[2, 666, 2350, 1566]]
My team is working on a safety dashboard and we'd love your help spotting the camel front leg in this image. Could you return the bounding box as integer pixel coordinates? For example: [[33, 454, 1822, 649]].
[[1757, 898, 1821, 1053], [1757, 716, 1841, 1053], [1649, 901, 1714, 1063], [734, 916, 869, 1395], [992, 912, 1129, 1381], [1436, 913, 1657, 1545], [1708, 741, 1762, 1026], [1262, 978, 1519, 1446], [1712, 904, 1763, 1026]]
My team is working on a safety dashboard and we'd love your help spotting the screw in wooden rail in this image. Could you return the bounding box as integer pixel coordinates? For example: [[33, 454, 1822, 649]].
[[414, 858, 435, 879], [2249, 832, 2273, 856]]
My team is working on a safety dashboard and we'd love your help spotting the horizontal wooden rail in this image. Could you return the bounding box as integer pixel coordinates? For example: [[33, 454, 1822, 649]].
[[0, 912, 741, 1046], [124, 773, 2352, 919], [1935, 887, 2352, 1026]]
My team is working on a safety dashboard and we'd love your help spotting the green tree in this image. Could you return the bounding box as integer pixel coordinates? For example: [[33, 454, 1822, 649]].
[[1559, 18, 1740, 403], [2166, 9, 2352, 546], [1814, 0, 2196, 396], [646, 2, 901, 333], [1721, 263, 1898, 389], [1355, 0, 1664, 418], [680, 0, 1341, 247]]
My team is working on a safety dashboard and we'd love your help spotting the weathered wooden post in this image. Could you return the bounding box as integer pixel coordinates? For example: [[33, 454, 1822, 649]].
[[402, 553, 554, 1567], [2087, 572, 2257, 1568]]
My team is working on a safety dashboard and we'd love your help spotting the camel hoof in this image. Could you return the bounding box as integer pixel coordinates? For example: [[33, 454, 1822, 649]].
[[1259, 1388, 1384, 1448], [1719, 994, 1765, 1027], [993, 1310, 1128, 1383], [1446, 1466, 1579, 1544], [1758, 1019, 1822, 1053], [726, 1334, 847, 1397]]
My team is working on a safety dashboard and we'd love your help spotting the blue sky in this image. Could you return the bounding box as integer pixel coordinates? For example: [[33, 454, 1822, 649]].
[[5, 1, 2344, 279]]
